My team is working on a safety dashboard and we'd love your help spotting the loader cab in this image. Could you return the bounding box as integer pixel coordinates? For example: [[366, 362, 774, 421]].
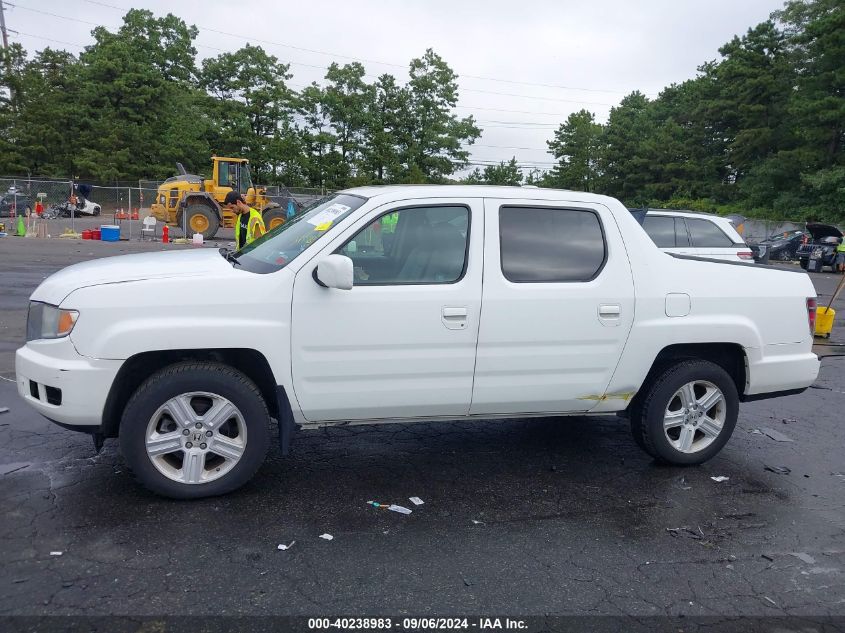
[[215, 158, 253, 195]]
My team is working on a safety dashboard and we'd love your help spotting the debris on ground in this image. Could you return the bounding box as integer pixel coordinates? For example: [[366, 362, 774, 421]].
[[367, 501, 412, 515], [676, 476, 692, 490], [49, 551, 63, 556], [764, 596, 777, 606], [711, 476, 730, 482], [760, 427, 794, 442], [409, 496, 424, 506], [782, 418, 798, 425], [318, 533, 333, 541], [277, 541, 295, 551], [765, 465, 792, 475], [761, 553, 774, 562], [0, 407, 9, 415], [749, 428, 763, 435], [832, 472, 845, 481], [471, 519, 485, 525], [790, 552, 816, 564]]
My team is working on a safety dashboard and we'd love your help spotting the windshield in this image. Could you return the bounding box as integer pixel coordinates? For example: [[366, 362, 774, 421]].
[[234, 193, 367, 273]]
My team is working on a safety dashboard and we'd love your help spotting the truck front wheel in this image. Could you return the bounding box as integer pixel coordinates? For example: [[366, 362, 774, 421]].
[[630, 359, 738, 465], [119, 362, 270, 499]]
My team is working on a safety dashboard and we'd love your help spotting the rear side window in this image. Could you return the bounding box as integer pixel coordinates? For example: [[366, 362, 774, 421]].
[[687, 218, 735, 247], [643, 216, 675, 247], [499, 206, 606, 282]]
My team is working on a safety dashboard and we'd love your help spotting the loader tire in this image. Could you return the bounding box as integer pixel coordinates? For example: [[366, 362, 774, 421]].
[[262, 207, 287, 231], [183, 204, 219, 240]]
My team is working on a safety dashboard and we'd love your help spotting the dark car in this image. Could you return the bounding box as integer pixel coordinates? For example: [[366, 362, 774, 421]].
[[752, 229, 808, 262], [0, 193, 33, 218], [796, 223, 843, 272]]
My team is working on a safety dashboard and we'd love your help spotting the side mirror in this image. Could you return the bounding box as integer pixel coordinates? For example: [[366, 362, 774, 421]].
[[315, 254, 354, 290]]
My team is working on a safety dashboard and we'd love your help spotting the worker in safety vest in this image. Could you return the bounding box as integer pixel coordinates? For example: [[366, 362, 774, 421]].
[[225, 191, 265, 250], [836, 237, 845, 273]]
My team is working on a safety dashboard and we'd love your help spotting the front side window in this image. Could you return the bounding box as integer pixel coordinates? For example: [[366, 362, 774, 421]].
[[500, 206, 605, 283], [337, 205, 469, 285], [235, 194, 367, 273], [687, 218, 735, 247]]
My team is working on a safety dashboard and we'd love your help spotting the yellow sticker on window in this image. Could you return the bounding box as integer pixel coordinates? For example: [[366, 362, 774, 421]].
[[315, 222, 333, 231]]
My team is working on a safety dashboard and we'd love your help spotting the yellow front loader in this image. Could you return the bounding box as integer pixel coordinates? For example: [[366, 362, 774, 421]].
[[150, 157, 292, 240]]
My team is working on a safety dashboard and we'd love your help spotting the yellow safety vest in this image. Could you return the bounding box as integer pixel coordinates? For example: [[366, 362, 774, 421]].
[[234, 208, 265, 249]]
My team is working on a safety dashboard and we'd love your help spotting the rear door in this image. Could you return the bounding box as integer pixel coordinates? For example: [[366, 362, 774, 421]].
[[470, 199, 635, 415]]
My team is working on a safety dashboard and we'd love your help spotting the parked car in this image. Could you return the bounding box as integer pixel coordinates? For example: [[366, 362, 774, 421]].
[[797, 223, 843, 272], [640, 210, 754, 261], [751, 229, 808, 262], [17, 186, 820, 498], [0, 193, 33, 218]]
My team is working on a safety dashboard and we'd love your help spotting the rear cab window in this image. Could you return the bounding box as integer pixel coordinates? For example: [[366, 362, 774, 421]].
[[499, 206, 606, 282]]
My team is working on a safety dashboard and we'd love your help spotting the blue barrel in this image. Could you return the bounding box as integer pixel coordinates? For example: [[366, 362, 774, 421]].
[[100, 225, 120, 242]]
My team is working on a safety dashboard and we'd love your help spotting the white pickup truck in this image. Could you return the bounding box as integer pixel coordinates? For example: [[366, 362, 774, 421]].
[[16, 186, 820, 498]]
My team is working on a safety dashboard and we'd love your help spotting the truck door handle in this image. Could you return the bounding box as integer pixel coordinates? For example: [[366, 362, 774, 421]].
[[442, 306, 468, 330], [598, 304, 621, 325]]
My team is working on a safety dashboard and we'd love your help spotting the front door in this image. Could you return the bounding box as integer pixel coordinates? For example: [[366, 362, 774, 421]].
[[470, 198, 636, 415], [291, 198, 483, 422]]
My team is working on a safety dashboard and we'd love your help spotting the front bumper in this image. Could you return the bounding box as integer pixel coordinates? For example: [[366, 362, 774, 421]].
[[15, 338, 122, 430]]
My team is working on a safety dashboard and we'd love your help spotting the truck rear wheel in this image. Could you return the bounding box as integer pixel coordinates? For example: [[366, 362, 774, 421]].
[[262, 207, 287, 231], [119, 361, 270, 499], [630, 359, 738, 465], [181, 204, 220, 240]]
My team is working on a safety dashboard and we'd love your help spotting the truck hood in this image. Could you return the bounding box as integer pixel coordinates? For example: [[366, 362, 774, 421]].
[[31, 248, 236, 305]]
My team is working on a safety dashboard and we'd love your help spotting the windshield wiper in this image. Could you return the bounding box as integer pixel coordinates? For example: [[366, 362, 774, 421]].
[[219, 247, 241, 266]]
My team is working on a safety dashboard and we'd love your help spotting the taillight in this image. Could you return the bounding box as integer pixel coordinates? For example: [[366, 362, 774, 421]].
[[738, 251, 754, 260], [807, 298, 817, 335]]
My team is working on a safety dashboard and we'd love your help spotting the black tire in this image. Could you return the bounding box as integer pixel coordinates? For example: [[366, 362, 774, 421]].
[[119, 361, 270, 499], [262, 206, 286, 231], [630, 359, 738, 465], [799, 259, 808, 270], [183, 203, 220, 240], [93, 206, 100, 217]]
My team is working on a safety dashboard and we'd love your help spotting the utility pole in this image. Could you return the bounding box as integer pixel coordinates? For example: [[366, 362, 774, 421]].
[[0, 0, 13, 106], [0, 0, 9, 51]]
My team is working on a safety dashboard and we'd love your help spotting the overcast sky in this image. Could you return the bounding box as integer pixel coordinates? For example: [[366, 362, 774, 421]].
[[4, 0, 786, 173]]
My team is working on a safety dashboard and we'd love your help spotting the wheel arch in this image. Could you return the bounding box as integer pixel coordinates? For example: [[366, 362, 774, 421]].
[[632, 343, 747, 411], [183, 193, 221, 219], [101, 348, 283, 438]]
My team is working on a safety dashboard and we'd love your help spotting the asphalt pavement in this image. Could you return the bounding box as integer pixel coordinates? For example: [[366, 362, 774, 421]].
[[1, 237, 844, 621]]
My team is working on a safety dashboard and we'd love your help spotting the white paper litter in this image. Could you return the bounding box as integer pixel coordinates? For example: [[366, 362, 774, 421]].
[[49, 551, 63, 556], [471, 520, 485, 525], [319, 533, 333, 541], [277, 541, 296, 551], [409, 496, 424, 506], [711, 476, 730, 482], [388, 504, 412, 515], [760, 427, 794, 442]]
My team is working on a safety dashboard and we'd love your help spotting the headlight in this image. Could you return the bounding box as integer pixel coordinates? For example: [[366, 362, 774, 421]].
[[26, 302, 79, 341]]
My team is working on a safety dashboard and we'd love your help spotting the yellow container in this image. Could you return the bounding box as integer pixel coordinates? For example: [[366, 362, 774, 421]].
[[815, 306, 835, 338]]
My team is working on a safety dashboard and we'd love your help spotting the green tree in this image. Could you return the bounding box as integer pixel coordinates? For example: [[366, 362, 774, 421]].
[[201, 45, 295, 182], [547, 109, 603, 192], [483, 157, 523, 185], [397, 49, 481, 182]]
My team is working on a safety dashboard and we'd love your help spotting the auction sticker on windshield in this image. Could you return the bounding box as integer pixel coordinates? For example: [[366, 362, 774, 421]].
[[308, 203, 351, 227]]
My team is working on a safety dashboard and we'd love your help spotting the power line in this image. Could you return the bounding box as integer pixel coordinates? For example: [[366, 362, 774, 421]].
[[12, 0, 614, 117], [79, 0, 649, 97]]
